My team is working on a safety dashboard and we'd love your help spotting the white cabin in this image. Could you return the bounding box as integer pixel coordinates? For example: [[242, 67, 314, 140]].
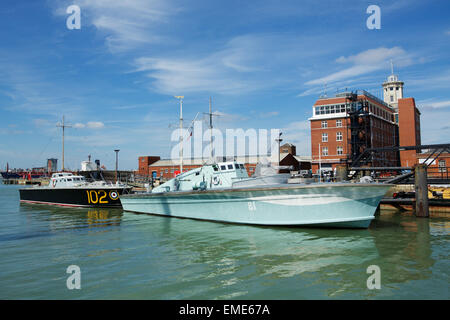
[[152, 161, 250, 193], [49, 172, 87, 188]]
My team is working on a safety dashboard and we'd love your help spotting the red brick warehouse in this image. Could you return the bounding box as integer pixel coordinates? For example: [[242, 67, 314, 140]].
[[309, 71, 421, 173]]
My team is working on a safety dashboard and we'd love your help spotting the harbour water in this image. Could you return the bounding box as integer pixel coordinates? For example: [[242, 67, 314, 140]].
[[0, 184, 448, 299]]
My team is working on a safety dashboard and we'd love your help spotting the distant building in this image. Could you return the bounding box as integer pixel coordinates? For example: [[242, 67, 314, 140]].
[[280, 143, 296, 155], [138, 156, 160, 176], [416, 152, 449, 177], [47, 158, 57, 173]]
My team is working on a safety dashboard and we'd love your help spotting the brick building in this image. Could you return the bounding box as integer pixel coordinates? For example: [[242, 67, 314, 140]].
[[138, 156, 160, 175], [280, 143, 296, 155], [398, 98, 421, 167], [417, 152, 449, 178], [309, 71, 421, 173]]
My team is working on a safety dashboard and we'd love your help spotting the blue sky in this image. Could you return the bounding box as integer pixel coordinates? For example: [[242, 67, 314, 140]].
[[0, 0, 449, 170]]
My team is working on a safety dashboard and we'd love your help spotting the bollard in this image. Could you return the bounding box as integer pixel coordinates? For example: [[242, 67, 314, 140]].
[[414, 164, 429, 217]]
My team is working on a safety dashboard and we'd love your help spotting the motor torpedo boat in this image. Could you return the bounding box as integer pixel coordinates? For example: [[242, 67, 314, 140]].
[[120, 160, 392, 228]]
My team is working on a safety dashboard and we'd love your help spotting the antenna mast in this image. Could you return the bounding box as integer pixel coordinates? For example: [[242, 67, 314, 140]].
[[203, 97, 220, 161], [56, 115, 72, 171]]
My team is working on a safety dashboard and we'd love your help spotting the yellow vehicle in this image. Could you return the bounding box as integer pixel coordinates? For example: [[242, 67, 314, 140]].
[[428, 186, 450, 200]]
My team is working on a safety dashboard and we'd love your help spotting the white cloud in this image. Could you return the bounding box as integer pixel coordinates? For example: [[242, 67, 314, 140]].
[[131, 33, 318, 95], [53, 0, 174, 52], [73, 121, 105, 129], [86, 121, 105, 129], [418, 99, 450, 110], [305, 47, 414, 86], [133, 53, 264, 95]]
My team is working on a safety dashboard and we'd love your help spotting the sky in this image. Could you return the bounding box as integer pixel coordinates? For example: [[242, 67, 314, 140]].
[[0, 0, 449, 170]]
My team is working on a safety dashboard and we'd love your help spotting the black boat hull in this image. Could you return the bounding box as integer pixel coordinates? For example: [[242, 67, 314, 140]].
[[19, 187, 132, 208]]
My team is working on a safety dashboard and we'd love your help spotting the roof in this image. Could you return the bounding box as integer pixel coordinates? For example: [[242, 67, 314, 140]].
[[281, 143, 295, 147]]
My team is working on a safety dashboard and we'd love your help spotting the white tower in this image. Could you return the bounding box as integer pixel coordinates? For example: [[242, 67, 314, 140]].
[[382, 61, 404, 110]]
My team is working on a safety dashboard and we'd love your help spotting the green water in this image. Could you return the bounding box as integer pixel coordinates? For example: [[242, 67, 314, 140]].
[[0, 184, 448, 299]]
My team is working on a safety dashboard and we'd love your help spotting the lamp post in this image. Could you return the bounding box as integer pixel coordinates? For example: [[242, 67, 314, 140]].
[[318, 143, 321, 183], [114, 149, 120, 183], [275, 132, 283, 172]]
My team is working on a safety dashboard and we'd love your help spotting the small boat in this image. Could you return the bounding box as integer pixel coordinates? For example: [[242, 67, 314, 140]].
[[120, 160, 392, 228], [19, 116, 132, 208], [19, 172, 132, 208]]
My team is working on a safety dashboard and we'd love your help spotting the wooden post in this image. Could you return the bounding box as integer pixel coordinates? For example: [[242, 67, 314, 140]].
[[336, 165, 348, 182], [414, 164, 429, 217]]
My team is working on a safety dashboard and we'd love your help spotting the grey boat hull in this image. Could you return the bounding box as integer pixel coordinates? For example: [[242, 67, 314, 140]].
[[120, 183, 392, 228]]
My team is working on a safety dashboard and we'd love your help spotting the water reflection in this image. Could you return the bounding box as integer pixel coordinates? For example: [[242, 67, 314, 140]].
[[19, 203, 123, 232], [123, 210, 446, 299], [123, 212, 380, 297], [5, 199, 447, 299], [367, 214, 444, 292]]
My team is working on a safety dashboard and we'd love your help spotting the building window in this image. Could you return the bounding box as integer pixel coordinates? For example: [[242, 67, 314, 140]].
[[336, 132, 343, 141], [321, 120, 327, 128], [336, 119, 342, 127], [390, 96, 394, 102], [322, 133, 328, 142], [438, 160, 446, 172], [322, 147, 328, 156], [337, 146, 343, 155]]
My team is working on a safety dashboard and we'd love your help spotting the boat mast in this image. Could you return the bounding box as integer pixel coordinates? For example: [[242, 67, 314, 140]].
[[209, 97, 213, 160], [56, 116, 72, 172], [204, 97, 219, 162], [175, 96, 184, 173]]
